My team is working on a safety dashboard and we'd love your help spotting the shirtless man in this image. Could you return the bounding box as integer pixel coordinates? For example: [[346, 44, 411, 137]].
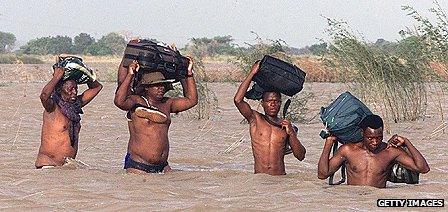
[[114, 60, 197, 174], [317, 114, 430, 188], [35, 67, 102, 168], [234, 61, 306, 175]]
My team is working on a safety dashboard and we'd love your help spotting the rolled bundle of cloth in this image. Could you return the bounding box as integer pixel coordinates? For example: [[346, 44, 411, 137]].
[[53, 54, 96, 84]]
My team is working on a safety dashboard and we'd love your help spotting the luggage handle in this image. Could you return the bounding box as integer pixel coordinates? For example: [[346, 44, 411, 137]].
[[328, 141, 346, 185]]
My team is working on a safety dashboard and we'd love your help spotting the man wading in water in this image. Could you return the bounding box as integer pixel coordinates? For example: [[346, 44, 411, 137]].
[[234, 61, 306, 175], [318, 115, 430, 188], [35, 66, 102, 168], [114, 59, 197, 174]]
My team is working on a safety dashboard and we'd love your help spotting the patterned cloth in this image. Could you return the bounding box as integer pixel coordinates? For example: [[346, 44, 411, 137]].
[[51, 92, 83, 146]]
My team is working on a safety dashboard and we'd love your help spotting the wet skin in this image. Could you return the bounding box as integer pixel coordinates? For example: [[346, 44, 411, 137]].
[[114, 60, 197, 174], [35, 68, 102, 168], [317, 127, 430, 188], [234, 62, 306, 175]]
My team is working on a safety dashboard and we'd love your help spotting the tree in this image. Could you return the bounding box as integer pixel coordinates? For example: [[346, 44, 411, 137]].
[[74, 33, 95, 54], [309, 42, 328, 56], [187, 35, 237, 57], [0, 31, 16, 53], [19, 36, 73, 55], [96, 32, 126, 55]]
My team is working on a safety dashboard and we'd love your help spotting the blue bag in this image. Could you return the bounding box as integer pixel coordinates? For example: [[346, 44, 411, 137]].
[[320, 91, 372, 144]]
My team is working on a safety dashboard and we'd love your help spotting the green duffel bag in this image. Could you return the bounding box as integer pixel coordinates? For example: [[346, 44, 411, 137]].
[[320, 91, 373, 144]]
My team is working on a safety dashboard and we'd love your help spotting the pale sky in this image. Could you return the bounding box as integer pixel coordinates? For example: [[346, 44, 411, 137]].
[[1, 0, 446, 48]]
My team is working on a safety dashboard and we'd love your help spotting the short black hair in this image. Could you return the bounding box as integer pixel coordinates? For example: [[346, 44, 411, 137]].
[[359, 114, 383, 130], [261, 91, 281, 101]]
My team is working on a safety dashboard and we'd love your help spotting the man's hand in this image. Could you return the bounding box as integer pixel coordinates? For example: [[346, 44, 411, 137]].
[[187, 57, 194, 76], [325, 135, 338, 145], [128, 60, 139, 75], [250, 61, 260, 75], [53, 67, 64, 79], [281, 119, 295, 135], [387, 134, 407, 148]]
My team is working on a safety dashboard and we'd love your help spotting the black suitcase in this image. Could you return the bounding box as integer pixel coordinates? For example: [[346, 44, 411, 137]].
[[246, 55, 306, 99], [121, 39, 189, 81]]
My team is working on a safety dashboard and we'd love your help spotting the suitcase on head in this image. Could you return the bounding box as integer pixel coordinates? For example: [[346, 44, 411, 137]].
[[121, 39, 189, 81], [245, 55, 306, 100]]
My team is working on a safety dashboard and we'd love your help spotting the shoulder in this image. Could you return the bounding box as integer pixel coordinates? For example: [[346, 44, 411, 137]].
[[338, 142, 359, 155], [385, 145, 407, 157], [338, 144, 351, 153]]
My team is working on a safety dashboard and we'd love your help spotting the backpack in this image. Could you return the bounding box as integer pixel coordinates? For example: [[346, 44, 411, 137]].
[[319, 91, 372, 144], [53, 55, 96, 84], [121, 39, 189, 81], [245, 55, 306, 100]]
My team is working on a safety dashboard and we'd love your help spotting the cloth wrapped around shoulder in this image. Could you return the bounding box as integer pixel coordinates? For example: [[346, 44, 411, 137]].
[[53, 54, 96, 84]]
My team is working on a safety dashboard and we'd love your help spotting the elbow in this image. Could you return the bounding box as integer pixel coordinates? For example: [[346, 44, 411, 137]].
[[233, 97, 242, 105], [192, 96, 198, 106], [294, 146, 306, 161], [294, 150, 306, 161], [317, 172, 328, 180], [40, 92, 49, 102], [113, 97, 123, 109], [420, 166, 430, 174], [317, 170, 329, 179]]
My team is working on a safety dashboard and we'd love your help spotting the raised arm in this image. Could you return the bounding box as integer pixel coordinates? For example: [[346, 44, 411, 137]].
[[114, 60, 139, 110], [318, 136, 346, 179], [80, 79, 103, 107], [390, 135, 430, 173], [281, 120, 306, 160], [233, 61, 260, 122], [40, 67, 64, 112], [170, 58, 198, 113]]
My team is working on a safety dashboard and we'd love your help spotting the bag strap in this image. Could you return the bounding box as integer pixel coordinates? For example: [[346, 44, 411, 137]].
[[328, 141, 346, 185]]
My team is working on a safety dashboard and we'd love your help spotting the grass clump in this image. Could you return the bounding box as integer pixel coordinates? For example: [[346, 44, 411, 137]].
[[0, 54, 43, 64], [325, 15, 445, 123]]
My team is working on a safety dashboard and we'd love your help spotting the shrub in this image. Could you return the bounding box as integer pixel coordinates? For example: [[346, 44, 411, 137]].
[[0, 54, 43, 64], [325, 18, 444, 123]]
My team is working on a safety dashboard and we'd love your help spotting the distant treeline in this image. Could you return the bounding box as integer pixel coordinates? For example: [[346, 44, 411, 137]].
[[0, 31, 330, 57]]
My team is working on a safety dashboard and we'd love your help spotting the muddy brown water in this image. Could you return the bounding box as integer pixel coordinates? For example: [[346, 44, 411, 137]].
[[0, 82, 447, 211]]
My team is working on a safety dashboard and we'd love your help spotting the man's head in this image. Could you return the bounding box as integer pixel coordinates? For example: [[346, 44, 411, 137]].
[[360, 114, 384, 151], [138, 71, 173, 100], [57, 79, 78, 103], [261, 91, 281, 117]]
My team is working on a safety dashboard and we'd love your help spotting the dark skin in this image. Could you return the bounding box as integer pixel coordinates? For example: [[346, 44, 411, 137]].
[[317, 127, 430, 188], [114, 59, 197, 174], [35, 67, 103, 168], [234, 61, 306, 175]]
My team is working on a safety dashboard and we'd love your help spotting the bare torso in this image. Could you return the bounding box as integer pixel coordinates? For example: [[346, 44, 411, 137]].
[[344, 142, 399, 188], [126, 96, 172, 173], [249, 112, 289, 175], [35, 106, 79, 167]]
